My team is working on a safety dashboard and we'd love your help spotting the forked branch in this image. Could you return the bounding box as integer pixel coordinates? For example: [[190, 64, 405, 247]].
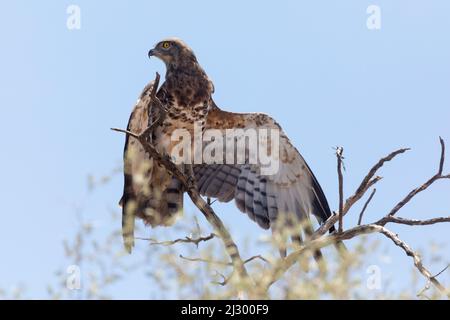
[[136, 233, 217, 247]]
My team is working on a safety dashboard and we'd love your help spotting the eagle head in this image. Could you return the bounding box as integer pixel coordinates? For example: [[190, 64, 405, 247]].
[[148, 38, 197, 68]]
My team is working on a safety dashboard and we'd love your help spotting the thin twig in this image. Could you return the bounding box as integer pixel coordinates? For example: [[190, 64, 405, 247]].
[[417, 263, 449, 298], [212, 270, 232, 286], [439, 136, 445, 175], [313, 177, 382, 238], [111, 127, 251, 280], [386, 174, 449, 219], [264, 224, 449, 297], [376, 138, 450, 225], [379, 227, 449, 297], [313, 147, 408, 238], [432, 264, 449, 279], [136, 233, 216, 247], [111, 128, 139, 138], [115, 73, 450, 298], [243, 255, 270, 265], [417, 282, 432, 299], [266, 139, 450, 296], [180, 254, 269, 267], [180, 255, 230, 266], [358, 188, 377, 226]]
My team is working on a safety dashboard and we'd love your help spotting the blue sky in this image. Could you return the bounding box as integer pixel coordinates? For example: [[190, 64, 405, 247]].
[[0, 1, 449, 299]]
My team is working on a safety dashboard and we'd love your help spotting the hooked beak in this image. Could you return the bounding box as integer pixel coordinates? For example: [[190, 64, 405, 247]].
[[148, 49, 156, 59]]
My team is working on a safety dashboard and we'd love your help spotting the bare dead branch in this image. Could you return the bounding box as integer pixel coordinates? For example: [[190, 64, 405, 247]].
[[310, 138, 450, 297], [140, 74, 170, 141], [114, 71, 449, 298], [112, 126, 251, 280], [263, 140, 450, 296], [373, 138, 450, 225], [111, 73, 251, 285], [264, 224, 381, 290], [313, 178, 383, 240], [417, 285, 433, 299], [180, 254, 269, 267], [358, 188, 377, 226], [379, 227, 449, 297], [136, 233, 217, 247], [439, 136, 445, 175], [180, 254, 230, 266], [417, 264, 449, 299], [336, 147, 344, 233], [314, 147, 409, 238], [386, 175, 449, 219], [243, 255, 270, 265], [379, 216, 450, 226], [345, 176, 383, 214], [276, 139, 449, 296], [356, 148, 410, 196], [212, 270, 232, 286], [264, 224, 449, 297]]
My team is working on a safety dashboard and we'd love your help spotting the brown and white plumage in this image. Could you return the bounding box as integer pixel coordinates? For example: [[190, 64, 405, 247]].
[[120, 38, 213, 253], [195, 107, 336, 248], [120, 38, 338, 256]]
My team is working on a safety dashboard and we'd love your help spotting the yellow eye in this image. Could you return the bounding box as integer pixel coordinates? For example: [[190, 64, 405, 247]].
[[162, 42, 171, 49]]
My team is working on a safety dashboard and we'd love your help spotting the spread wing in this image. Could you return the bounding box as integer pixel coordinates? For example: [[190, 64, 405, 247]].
[[195, 105, 333, 232]]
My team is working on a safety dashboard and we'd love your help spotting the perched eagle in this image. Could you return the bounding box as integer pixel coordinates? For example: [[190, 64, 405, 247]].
[[120, 38, 337, 257]]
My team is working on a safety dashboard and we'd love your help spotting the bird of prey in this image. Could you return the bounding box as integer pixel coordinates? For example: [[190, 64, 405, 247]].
[[120, 38, 338, 257]]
